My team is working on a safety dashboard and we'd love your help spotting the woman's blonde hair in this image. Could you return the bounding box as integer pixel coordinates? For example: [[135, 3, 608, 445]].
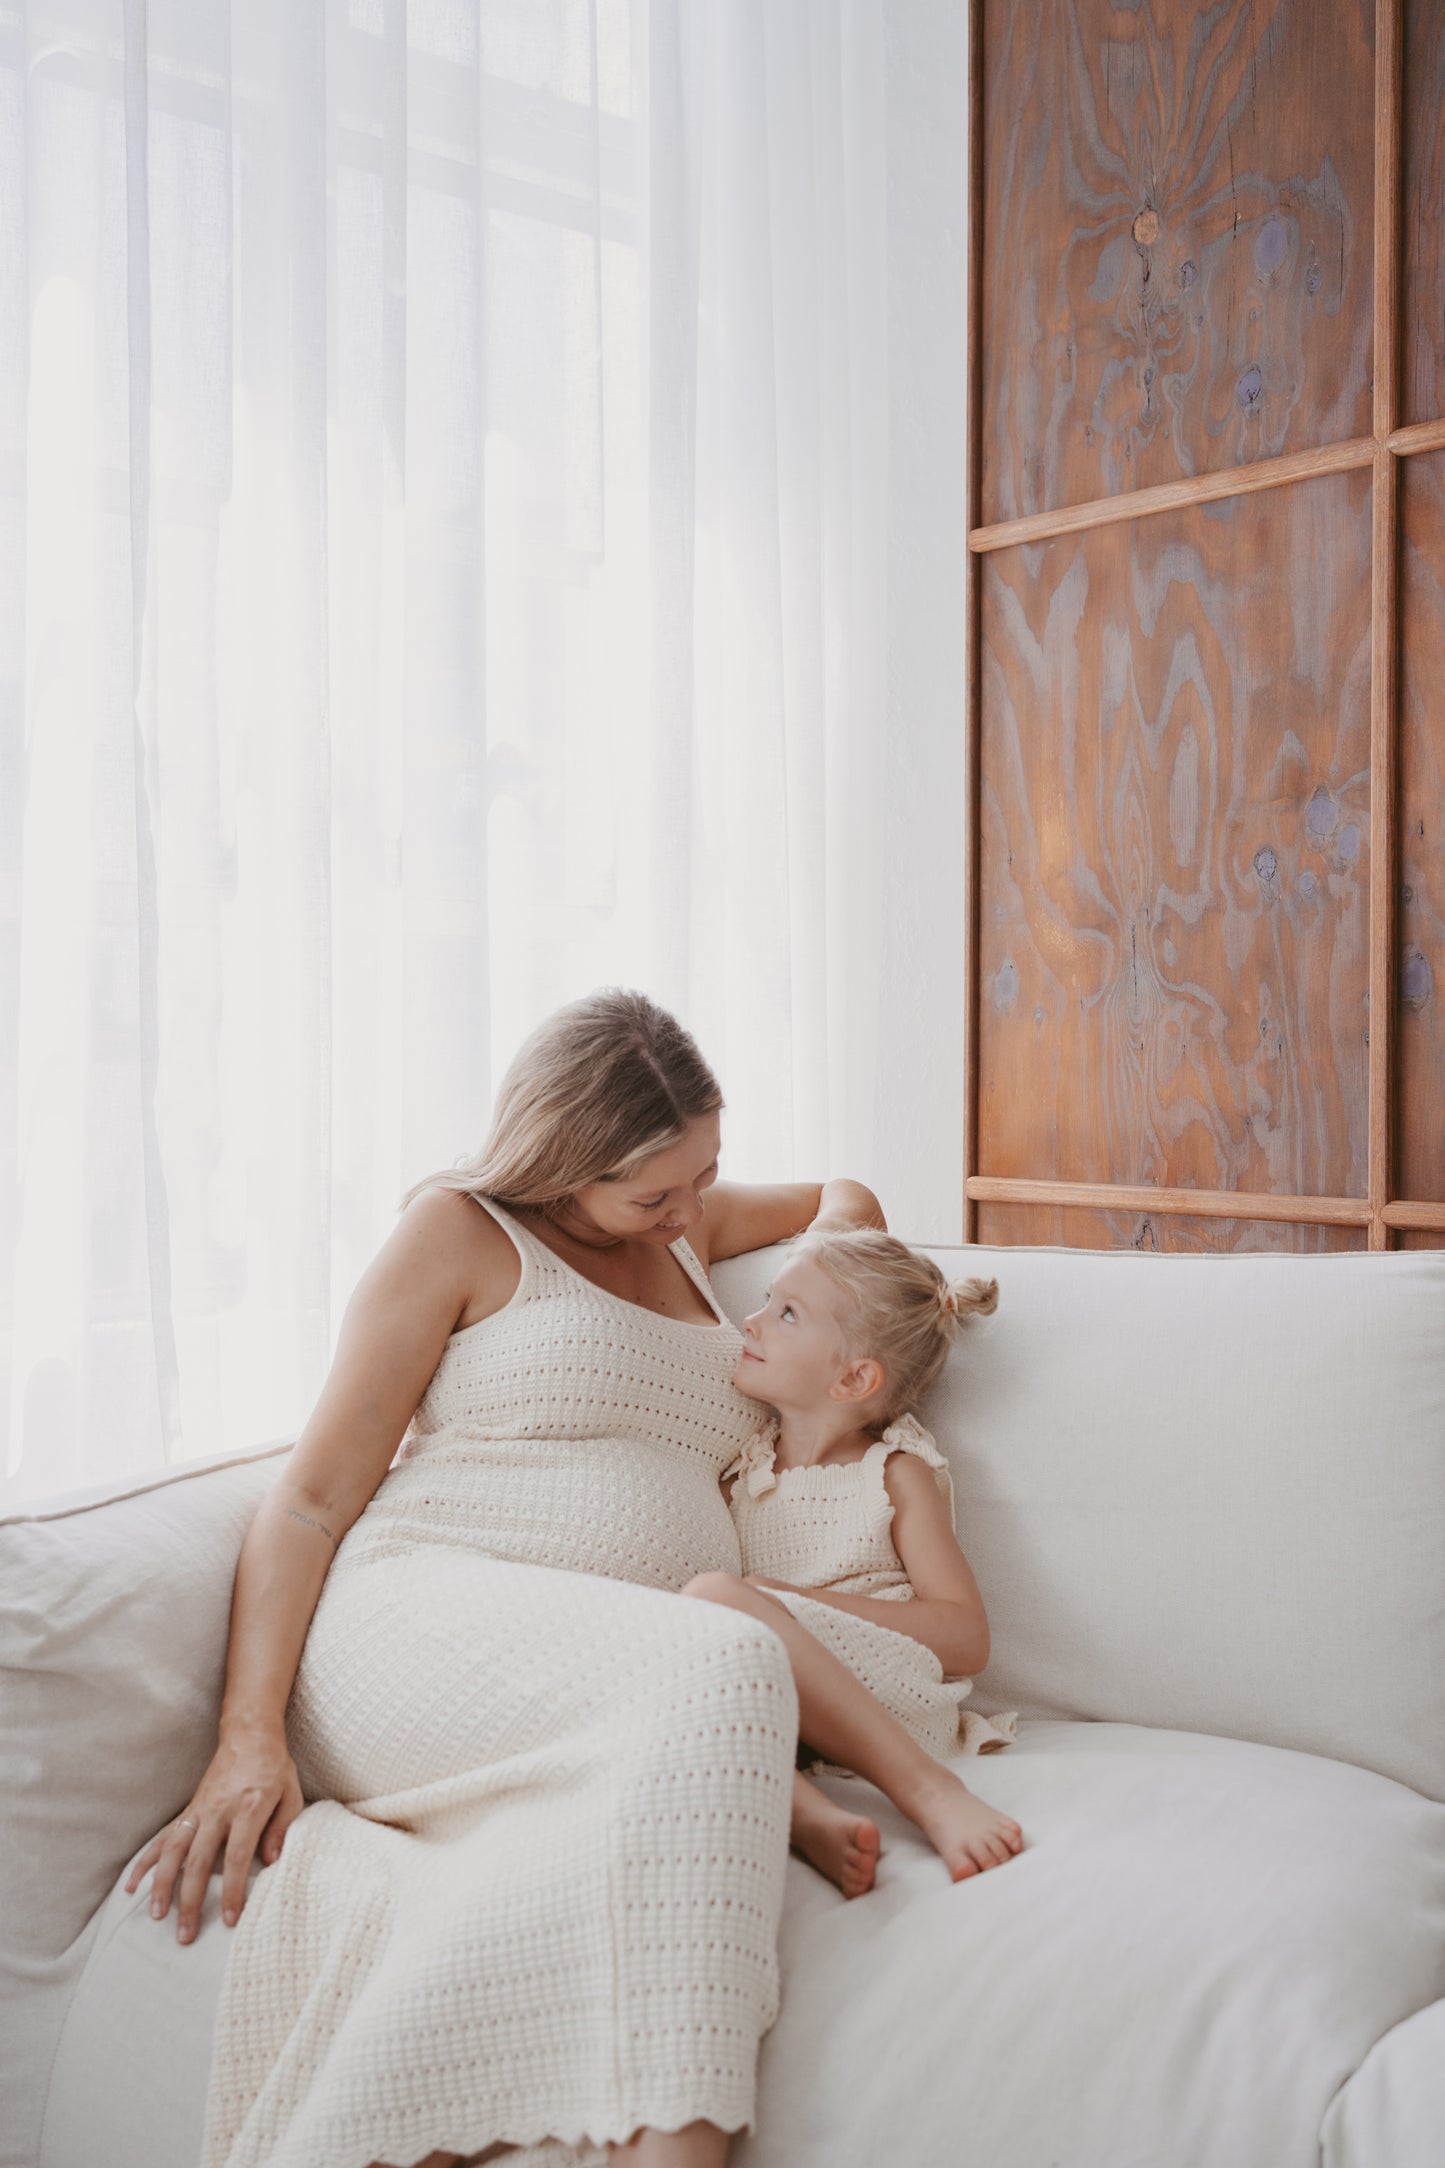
[[794, 1227, 997, 1427], [405, 989, 722, 1214]]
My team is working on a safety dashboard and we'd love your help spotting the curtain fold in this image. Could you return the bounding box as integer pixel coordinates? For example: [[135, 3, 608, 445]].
[[0, 0, 969, 1503]]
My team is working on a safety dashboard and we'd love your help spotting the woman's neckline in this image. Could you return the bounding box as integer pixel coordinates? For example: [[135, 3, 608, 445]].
[[454, 1199, 730, 1336], [542, 1225, 729, 1330]]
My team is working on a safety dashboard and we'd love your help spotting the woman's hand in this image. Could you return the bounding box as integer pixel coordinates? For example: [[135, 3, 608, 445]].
[[696, 1175, 886, 1264], [808, 1178, 886, 1234], [124, 1720, 304, 1944]]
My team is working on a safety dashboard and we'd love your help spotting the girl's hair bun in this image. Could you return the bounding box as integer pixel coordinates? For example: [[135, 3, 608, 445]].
[[943, 1275, 998, 1322]]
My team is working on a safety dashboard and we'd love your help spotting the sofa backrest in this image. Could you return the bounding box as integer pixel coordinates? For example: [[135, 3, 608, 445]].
[[712, 1243, 1445, 1800]]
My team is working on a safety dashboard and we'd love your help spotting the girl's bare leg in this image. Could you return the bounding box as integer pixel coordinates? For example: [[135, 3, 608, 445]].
[[611, 2119, 730, 2166], [790, 1771, 881, 1898], [683, 1574, 1022, 1881]]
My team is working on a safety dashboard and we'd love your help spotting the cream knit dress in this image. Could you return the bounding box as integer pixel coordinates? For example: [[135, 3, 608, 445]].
[[727, 1413, 1016, 1764], [200, 1201, 798, 2168]]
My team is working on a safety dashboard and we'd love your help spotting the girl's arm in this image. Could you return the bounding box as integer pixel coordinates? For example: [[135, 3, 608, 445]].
[[697, 1176, 886, 1265], [749, 1453, 990, 1677]]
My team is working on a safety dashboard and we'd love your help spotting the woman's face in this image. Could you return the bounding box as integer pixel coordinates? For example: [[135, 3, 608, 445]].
[[569, 1113, 722, 1245]]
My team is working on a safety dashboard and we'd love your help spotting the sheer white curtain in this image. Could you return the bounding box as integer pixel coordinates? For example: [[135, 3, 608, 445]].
[[0, 0, 969, 1504]]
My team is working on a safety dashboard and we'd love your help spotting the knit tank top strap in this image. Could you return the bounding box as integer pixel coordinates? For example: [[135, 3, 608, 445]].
[[863, 1412, 956, 1534], [467, 1194, 559, 1287], [671, 1236, 729, 1324], [859, 1441, 900, 1538]]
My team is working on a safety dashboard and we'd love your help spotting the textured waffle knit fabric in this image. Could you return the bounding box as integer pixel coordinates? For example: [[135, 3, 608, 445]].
[[199, 1201, 799, 2168], [727, 1414, 1016, 1763]]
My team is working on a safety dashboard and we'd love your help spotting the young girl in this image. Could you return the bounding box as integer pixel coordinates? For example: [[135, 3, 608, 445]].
[[684, 1228, 1020, 1900]]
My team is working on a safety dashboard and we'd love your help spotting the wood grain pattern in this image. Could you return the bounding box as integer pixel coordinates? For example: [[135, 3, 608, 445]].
[[966, 1176, 1370, 1226], [970, 437, 1375, 557], [1398, 450, 1445, 1203], [1376, 0, 1403, 443], [965, 0, 986, 1244], [1369, 0, 1403, 1248], [1402, 0, 1445, 425], [1386, 1200, 1445, 1229], [978, 468, 1374, 1203], [980, 0, 1375, 526], [974, 1201, 1365, 1253], [1389, 418, 1445, 455], [1368, 446, 1400, 1244]]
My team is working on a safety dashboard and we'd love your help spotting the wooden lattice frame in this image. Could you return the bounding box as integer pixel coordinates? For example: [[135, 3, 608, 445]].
[[962, 0, 1444, 1250]]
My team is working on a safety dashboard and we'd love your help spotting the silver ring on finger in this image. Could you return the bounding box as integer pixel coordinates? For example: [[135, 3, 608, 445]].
[[177, 1818, 199, 1834]]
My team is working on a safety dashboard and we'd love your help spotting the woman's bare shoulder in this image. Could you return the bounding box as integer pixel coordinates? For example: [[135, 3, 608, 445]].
[[391, 1186, 522, 1327]]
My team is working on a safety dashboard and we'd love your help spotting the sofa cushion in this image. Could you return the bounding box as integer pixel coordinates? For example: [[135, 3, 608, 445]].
[[0, 1442, 293, 1961], [710, 1245, 1445, 1798], [0, 1443, 290, 2168], [1321, 1999, 1445, 2168], [737, 1723, 1445, 2168]]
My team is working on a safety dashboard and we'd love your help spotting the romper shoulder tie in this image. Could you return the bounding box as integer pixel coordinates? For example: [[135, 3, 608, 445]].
[[724, 1420, 782, 1497]]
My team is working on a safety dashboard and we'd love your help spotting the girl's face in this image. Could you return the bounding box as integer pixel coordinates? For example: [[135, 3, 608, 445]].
[[567, 1113, 722, 1245], [733, 1253, 864, 1411]]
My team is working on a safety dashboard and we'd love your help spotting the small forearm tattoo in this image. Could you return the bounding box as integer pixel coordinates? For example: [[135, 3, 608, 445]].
[[285, 1508, 337, 1548]]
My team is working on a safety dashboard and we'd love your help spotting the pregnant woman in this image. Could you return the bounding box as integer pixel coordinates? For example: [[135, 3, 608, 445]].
[[124, 989, 884, 2168]]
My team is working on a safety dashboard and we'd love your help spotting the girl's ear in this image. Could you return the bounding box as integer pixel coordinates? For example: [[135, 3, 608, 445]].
[[832, 1357, 886, 1407]]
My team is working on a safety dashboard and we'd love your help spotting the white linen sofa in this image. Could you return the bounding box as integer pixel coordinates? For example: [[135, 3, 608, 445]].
[[4, 1242, 1444, 2168]]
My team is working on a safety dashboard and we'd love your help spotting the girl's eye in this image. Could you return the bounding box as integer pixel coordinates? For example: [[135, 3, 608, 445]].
[[638, 1196, 667, 1211], [781, 1304, 796, 1322]]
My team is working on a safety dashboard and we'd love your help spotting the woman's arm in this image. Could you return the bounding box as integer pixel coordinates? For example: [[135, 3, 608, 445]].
[[749, 1454, 990, 1677], [125, 1190, 513, 1944], [698, 1176, 886, 1264]]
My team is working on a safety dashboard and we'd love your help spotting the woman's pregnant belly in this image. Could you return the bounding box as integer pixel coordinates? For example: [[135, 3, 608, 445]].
[[340, 1428, 743, 1591]]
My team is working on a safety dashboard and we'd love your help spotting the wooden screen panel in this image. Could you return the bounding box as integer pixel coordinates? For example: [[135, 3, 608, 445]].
[[968, 0, 1441, 1253], [978, 469, 1373, 1198], [979, 0, 1376, 526], [975, 1203, 1365, 1253], [1402, 0, 1445, 425], [1398, 449, 1445, 1199]]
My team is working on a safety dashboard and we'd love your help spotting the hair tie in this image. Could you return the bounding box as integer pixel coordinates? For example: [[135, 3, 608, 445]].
[[939, 1285, 959, 1320]]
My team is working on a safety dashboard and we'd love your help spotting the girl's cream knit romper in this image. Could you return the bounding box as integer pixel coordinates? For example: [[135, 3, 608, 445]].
[[727, 1413, 1016, 1765], [200, 1199, 798, 2168]]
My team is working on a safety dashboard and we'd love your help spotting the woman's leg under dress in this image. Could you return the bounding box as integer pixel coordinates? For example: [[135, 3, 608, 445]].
[[200, 1551, 799, 2168]]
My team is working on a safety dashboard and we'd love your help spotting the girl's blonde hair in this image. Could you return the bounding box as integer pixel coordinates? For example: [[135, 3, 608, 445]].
[[405, 989, 722, 1214], [794, 1227, 998, 1427]]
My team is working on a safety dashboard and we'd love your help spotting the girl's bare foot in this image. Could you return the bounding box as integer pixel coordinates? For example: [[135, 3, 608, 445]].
[[790, 1772, 881, 1897], [907, 1769, 1022, 1881]]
